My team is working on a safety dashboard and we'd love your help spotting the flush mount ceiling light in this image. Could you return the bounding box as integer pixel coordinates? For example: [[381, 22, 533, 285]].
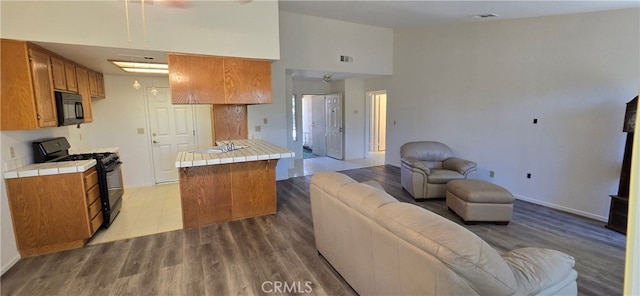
[[109, 60, 169, 74], [323, 74, 332, 83]]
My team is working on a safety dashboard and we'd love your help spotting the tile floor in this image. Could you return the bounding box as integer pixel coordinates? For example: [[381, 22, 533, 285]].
[[88, 182, 182, 245], [88, 151, 385, 245], [288, 151, 386, 178]]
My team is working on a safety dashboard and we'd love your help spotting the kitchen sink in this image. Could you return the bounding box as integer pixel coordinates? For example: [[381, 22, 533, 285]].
[[190, 145, 248, 154]]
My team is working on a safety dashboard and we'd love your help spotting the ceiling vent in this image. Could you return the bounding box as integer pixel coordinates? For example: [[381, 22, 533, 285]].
[[473, 13, 499, 19]]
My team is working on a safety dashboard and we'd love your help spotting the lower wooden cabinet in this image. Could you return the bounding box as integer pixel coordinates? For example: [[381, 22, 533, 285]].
[[5, 167, 102, 257], [179, 160, 277, 229]]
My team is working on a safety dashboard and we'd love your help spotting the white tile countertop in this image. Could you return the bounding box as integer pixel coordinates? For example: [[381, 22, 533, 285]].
[[3, 159, 97, 179], [175, 139, 295, 168]]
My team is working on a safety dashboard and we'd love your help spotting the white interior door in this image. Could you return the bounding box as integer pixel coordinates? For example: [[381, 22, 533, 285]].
[[311, 95, 326, 156], [377, 93, 387, 151], [147, 87, 196, 183], [325, 93, 343, 159]]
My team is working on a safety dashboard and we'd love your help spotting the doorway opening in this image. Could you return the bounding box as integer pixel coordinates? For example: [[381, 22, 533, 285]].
[[366, 90, 387, 159], [301, 94, 326, 159]]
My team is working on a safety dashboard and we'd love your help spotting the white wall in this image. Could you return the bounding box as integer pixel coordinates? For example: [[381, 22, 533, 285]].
[[277, 11, 393, 75], [0, 1, 279, 59], [255, 11, 393, 167], [388, 8, 640, 220]]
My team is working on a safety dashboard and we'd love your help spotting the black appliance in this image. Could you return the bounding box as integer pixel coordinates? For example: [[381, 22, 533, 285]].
[[33, 137, 122, 228], [55, 91, 85, 126]]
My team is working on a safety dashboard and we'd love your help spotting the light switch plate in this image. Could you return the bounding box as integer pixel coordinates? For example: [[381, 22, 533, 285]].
[[263, 118, 268, 124], [137, 128, 145, 134]]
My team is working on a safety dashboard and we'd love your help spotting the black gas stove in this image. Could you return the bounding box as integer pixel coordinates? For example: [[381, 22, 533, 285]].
[[32, 137, 123, 228]]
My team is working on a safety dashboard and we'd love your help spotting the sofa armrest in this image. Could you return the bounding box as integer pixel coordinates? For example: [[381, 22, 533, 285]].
[[502, 247, 576, 295], [442, 158, 477, 176], [401, 157, 430, 175]]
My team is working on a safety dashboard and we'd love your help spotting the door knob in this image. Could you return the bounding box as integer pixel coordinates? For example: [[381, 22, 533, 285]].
[[153, 140, 159, 144], [152, 132, 157, 136]]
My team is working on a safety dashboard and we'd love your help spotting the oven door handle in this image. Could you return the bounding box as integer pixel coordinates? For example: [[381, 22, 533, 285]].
[[105, 161, 122, 173]]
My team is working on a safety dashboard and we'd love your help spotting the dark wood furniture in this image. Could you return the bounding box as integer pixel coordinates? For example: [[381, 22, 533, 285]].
[[606, 96, 637, 234]]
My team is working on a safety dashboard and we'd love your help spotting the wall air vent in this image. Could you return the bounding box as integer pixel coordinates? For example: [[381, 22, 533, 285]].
[[340, 55, 353, 63]]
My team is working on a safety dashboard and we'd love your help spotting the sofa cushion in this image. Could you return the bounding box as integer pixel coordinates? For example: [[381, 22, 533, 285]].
[[428, 169, 466, 184], [337, 183, 397, 219], [310, 171, 357, 198], [374, 203, 518, 295], [502, 247, 576, 295], [400, 141, 455, 161], [361, 180, 386, 192]]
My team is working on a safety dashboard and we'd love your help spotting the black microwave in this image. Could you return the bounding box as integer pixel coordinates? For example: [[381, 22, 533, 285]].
[[55, 91, 85, 126]]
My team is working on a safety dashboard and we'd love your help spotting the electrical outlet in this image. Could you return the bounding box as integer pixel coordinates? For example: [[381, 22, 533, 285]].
[[255, 126, 261, 132], [9, 146, 15, 158], [527, 173, 532, 179], [263, 118, 268, 124], [489, 170, 495, 178]]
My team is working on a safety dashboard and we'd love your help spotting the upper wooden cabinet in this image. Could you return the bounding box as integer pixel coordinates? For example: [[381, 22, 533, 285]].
[[50, 56, 67, 90], [1, 39, 58, 130], [96, 72, 105, 98], [224, 58, 272, 104], [168, 53, 272, 104], [64, 62, 78, 92], [51, 57, 79, 93], [1, 39, 102, 130], [75, 67, 93, 123], [88, 70, 106, 98]]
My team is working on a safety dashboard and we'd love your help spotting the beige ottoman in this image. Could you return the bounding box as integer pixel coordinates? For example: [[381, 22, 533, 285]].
[[446, 179, 514, 225]]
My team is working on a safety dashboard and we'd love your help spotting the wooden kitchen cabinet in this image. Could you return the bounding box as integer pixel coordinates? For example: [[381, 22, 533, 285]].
[[168, 53, 272, 104], [50, 56, 67, 91], [224, 57, 272, 104], [88, 70, 106, 98], [88, 70, 98, 97], [96, 72, 105, 98], [1, 39, 58, 130], [5, 167, 102, 257], [64, 61, 78, 92], [75, 67, 94, 122], [168, 53, 226, 104]]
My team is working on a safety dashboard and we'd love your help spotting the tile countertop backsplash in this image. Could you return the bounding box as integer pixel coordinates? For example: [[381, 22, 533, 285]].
[[3, 146, 118, 179]]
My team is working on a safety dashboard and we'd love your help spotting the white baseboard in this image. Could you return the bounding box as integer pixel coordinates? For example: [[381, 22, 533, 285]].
[[1, 255, 20, 275], [514, 194, 608, 223]]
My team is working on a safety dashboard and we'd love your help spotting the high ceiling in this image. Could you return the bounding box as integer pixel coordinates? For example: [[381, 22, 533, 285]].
[[32, 1, 640, 78], [278, 1, 640, 29]]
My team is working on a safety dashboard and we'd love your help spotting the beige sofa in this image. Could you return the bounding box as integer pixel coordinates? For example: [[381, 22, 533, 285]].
[[401, 141, 478, 199], [310, 172, 578, 295]]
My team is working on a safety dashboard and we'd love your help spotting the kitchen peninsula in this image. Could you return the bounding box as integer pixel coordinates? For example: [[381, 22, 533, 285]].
[[175, 139, 294, 228]]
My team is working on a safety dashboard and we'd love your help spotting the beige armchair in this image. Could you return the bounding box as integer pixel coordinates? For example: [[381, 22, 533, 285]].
[[401, 141, 477, 200]]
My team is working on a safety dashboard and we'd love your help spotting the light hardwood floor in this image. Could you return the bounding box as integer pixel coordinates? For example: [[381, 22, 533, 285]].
[[1, 165, 626, 295]]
